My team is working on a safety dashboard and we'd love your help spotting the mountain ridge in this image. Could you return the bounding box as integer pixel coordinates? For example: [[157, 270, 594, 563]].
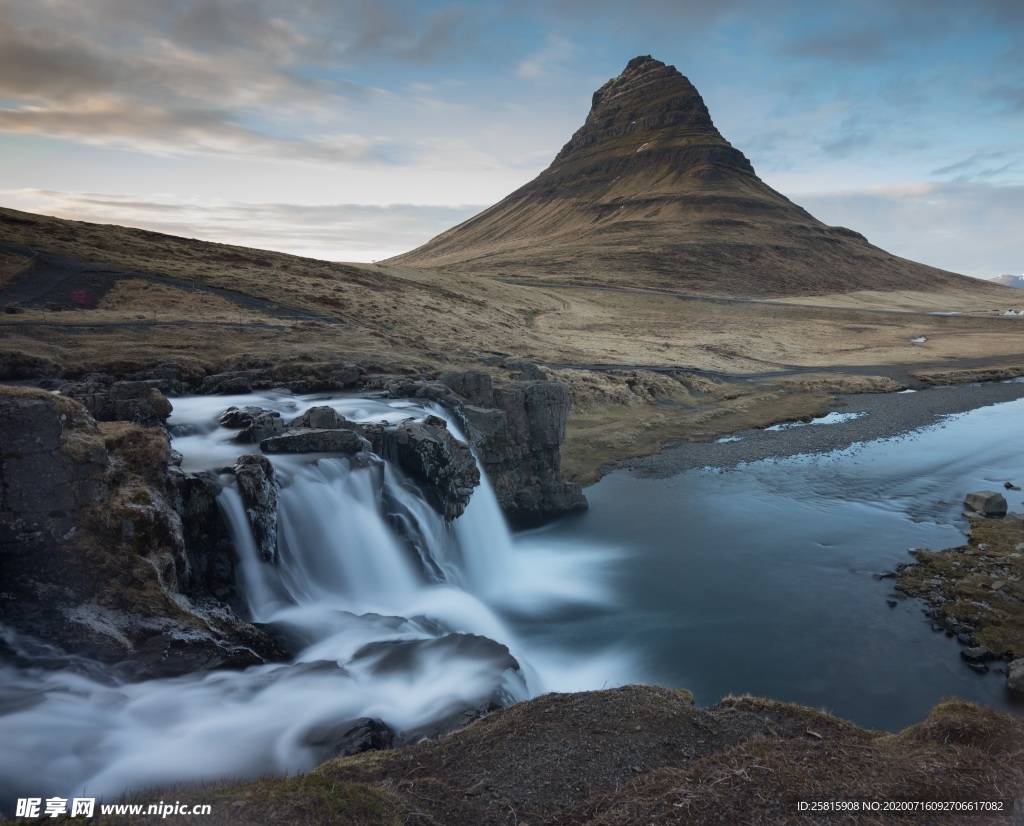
[[391, 56, 991, 299]]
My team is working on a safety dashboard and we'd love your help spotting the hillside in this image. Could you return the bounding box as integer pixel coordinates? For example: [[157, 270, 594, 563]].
[[392, 56, 1006, 300]]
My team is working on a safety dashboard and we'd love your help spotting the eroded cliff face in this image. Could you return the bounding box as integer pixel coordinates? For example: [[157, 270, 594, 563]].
[[0, 386, 285, 677], [384, 370, 587, 522]]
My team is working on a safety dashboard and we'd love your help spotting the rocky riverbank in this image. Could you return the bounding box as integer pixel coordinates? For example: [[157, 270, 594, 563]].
[[0, 361, 585, 676], [618, 377, 1024, 478], [897, 491, 1024, 698]]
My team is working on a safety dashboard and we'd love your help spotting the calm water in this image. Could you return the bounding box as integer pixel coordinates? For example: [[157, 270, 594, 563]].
[[2, 392, 1022, 809], [510, 397, 1024, 731]]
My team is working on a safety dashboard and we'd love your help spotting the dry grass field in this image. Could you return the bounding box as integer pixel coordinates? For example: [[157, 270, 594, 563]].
[[3, 205, 1024, 482]]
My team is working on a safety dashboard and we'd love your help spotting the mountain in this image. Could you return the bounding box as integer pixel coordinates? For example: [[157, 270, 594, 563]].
[[992, 274, 1024, 289], [391, 56, 990, 299]]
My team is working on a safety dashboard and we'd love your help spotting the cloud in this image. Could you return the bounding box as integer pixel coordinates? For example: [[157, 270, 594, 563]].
[[793, 181, 1024, 279], [0, 0, 489, 162], [785, 28, 893, 64], [932, 150, 1020, 182], [517, 34, 576, 80], [1, 188, 484, 261]]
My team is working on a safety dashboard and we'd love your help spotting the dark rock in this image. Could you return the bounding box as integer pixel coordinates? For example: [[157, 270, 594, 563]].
[[1004, 481, 1021, 491], [381, 416, 480, 521], [964, 491, 1008, 517], [0, 390, 285, 676], [0, 389, 108, 554], [201, 369, 273, 395], [304, 717, 394, 762], [233, 454, 278, 562], [289, 405, 344, 430], [886, 600, 897, 608], [957, 633, 973, 645], [331, 363, 362, 387], [174, 472, 238, 604], [130, 361, 204, 395], [505, 360, 547, 381], [966, 662, 990, 674], [439, 370, 495, 407], [61, 380, 173, 426], [381, 371, 585, 520], [1008, 659, 1024, 695], [219, 405, 269, 428], [261, 428, 369, 455], [236, 411, 286, 443], [960, 646, 993, 662]]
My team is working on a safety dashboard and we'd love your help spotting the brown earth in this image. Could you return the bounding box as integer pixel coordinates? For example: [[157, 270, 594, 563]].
[[4, 206, 1024, 485], [98, 688, 1024, 825]]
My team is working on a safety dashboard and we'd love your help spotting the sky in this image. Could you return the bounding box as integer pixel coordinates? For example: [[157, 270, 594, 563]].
[[1, 0, 1022, 279]]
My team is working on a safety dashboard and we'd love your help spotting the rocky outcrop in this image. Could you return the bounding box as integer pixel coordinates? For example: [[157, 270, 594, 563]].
[[0, 387, 109, 554], [0, 386, 285, 677], [261, 429, 369, 455], [174, 471, 238, 604], [377, 415, 480, 521], [61, 377, 173, 426], [304, 717, 394, 763], [964, 490, 1008, 517], [231, 454, 279, 562], [419, 370, 587, 521], [201, 368, 275, 395], [1008, 659, 1024, 695]]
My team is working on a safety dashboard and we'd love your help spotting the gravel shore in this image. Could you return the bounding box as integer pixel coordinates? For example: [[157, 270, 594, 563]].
[[622, 379, 1024, 477]]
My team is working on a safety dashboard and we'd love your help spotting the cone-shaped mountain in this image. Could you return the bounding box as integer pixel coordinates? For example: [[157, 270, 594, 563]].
[[392, 56, 981, 298]]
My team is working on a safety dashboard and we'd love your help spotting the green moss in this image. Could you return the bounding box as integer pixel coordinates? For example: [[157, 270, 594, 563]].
[[898, 516, 1024, 658]]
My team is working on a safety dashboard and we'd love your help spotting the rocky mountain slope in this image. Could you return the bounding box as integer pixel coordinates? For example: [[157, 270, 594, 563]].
[[992, 274, 1024, 289], [392, 56, 999, 299]]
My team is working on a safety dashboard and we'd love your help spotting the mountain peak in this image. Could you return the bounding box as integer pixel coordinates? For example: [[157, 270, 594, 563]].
[[391, 57, 978, 299], [551, 55, 733, 171]]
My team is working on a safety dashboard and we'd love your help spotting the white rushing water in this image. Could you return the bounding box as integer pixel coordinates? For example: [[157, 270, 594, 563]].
[[0, 392, 625, 807]]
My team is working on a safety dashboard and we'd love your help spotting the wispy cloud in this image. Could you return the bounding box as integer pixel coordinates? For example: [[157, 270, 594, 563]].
[[0, 0, 492, 162], [1, 188, 484, 261], [794, 181, 1024, 279]]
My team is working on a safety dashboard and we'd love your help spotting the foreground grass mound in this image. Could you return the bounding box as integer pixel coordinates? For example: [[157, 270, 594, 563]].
[[116, 686, 1023, 825]]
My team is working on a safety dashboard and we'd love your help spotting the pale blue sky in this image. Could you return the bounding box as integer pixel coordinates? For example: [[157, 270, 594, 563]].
[[1, 0, 1022, 278]]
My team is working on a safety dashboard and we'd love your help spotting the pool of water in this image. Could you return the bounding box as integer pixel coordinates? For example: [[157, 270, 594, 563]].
[[510, 398, 1024, 731]]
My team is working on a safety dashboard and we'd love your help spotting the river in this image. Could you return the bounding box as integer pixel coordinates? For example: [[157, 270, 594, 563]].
[[1, 388, 1021, 807]]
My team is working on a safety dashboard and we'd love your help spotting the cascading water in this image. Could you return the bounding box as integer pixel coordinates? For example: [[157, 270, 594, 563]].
[[0, 391, 625, 808]]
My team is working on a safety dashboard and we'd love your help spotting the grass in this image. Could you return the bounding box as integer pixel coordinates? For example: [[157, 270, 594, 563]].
[[898, 514, 1024, 658], [101, 687, 1024, 826]]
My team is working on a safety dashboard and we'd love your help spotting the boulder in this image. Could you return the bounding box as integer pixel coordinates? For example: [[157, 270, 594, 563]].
[[304, 717, 394, 762], [200, 369, 273, 395], [236, 411, 286, 443], [382, 416, 480, 521], [219, 405, 269, 429], [289, 405, 344, 430], [1008, 659, 1024, 696], [232, 454, 279, 562], [964, 491, 1008, 517], [61, 380, 173, 426], [261, 428, 369, 455]]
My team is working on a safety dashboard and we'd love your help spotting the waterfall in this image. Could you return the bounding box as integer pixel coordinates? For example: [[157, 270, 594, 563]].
[[0, 390, 623, 808]]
